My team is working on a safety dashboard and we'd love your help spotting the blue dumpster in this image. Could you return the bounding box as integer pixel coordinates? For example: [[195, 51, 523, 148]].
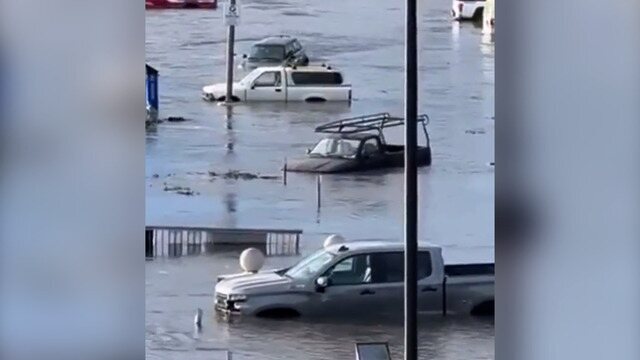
[[146, 64, 159, 112]]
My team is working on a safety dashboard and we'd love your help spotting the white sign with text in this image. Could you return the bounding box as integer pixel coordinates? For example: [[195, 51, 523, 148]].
[[223, 1, 241, 26]]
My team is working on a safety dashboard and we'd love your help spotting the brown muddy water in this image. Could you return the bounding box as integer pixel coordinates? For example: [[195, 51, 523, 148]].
[[146, 0, 494, 358]]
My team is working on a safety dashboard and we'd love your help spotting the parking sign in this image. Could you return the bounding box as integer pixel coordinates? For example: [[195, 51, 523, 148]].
[[223, 1, 240, 26]]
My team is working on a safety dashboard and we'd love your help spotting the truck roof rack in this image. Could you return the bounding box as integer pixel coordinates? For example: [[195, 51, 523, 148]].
[[315, 112, 430, 146]]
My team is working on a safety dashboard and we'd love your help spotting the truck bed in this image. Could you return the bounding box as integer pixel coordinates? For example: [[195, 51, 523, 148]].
[[381, 144, 432, 167], [445, 263, 494, 276]]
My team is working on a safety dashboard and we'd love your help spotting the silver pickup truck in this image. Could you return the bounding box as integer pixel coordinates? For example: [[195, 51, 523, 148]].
[[214, 240, 494, 318]]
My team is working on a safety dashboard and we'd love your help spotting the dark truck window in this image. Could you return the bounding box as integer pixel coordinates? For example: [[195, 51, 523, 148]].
[[291, 72, 343, 85], [285, 42, 296, 57], [325, 251, 432, 285], [361, 138, 380, 157], [249, 45, 285, 60], [369, 252, 432, 283]]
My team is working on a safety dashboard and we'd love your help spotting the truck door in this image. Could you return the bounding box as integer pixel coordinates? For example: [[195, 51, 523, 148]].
[[365, 252, 405, 316], [417, 250, 445, 314], [247, 71, 286, 101], [317, 254, 385, 316]]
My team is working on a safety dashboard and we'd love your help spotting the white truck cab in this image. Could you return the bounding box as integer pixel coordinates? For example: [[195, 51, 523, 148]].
[[214, 240, 494, 318], [202, 65, 352, 103]]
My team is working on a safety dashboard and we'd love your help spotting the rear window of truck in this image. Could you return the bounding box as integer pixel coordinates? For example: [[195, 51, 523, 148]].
[[291, 72, 343, 85]]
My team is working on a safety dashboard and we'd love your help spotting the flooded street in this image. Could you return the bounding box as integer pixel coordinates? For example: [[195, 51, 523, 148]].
[[146, 0, 494, 358]]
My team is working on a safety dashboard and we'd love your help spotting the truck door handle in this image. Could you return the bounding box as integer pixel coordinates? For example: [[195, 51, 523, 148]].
[[421, 286, 438, 292], [275, 88, 282, 92], [360, 289, 375, 295]]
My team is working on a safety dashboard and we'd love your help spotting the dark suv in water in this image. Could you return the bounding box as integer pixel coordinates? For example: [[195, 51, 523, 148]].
[[242, 36, 309, 69]]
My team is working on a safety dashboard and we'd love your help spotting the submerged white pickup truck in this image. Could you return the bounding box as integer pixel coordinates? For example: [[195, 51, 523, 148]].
[[214, 240, 494, 318], [202, 65, 352, 103]]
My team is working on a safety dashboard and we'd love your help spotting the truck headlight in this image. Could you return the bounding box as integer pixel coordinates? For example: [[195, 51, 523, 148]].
[[228, 294, 247, 301]]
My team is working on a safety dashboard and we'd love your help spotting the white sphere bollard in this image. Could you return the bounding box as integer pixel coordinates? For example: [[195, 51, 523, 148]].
[[239, 247, 265, 273], [324, 234, 345, 248]]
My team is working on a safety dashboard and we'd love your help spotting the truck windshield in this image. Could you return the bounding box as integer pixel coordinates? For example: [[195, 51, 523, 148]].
[[249, 45, 285, 61], [284, 249, 335, 280], [310, 138, 360, 158]]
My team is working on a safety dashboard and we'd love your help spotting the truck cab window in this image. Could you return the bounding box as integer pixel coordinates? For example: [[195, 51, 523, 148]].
[[361, 138, 379, 157], [325, 254, 371, 285], [310, 138, 360, 158], [253, 72, 281, 87], [249, 45, 285, 60], [366, 252, 432, 283], [369, 253, 404, 283], [285, 43, 294, 57]]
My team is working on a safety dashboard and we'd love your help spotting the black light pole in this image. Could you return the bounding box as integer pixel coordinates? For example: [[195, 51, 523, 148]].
[[224, 0, 237, 104], [404, 0, 419, 358]]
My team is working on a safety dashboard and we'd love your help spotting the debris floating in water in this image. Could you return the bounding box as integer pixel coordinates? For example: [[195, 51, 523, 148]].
[[166, 116, 187, 122], [163, 184, 198, 196], [209, 170, 281, 181]]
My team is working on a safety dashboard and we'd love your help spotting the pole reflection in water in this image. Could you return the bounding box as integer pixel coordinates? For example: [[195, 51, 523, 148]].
[[225, 105, 235, 154]]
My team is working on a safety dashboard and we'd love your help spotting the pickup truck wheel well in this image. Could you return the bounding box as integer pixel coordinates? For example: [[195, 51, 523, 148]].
[[470, 300, 494, 316], [305, 97, 327, 103], [256, 308, 301, 319], [472, 7, 484, 22]]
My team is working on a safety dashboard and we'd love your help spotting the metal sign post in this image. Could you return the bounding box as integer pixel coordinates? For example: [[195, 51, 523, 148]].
[[223, 0, 240, 103]]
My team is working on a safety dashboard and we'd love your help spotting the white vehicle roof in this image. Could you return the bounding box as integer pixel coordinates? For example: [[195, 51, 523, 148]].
[[324, 240, 439, 255]]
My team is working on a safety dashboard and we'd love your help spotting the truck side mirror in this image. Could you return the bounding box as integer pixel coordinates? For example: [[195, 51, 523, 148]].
[[306, 148, 311, 154], [315, 276, 329, 293]]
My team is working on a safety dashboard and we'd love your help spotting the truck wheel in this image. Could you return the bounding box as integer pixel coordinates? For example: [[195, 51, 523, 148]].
[[305, 97, 327, 103], [471, 300, 494, 316], [256, 308, 300, 319]]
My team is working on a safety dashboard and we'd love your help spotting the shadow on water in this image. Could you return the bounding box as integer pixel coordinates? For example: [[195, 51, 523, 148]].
[[238, 101, 353, 118]]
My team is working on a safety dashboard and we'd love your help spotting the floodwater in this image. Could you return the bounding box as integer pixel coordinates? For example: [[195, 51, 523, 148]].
[[146, 0, 494, 358]]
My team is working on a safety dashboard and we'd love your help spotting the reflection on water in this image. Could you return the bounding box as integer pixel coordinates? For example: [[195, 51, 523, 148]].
[[146, 0, 493, 357]]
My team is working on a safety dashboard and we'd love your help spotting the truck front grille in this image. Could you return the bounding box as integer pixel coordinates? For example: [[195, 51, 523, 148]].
[[215, 293, 229, 311]]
